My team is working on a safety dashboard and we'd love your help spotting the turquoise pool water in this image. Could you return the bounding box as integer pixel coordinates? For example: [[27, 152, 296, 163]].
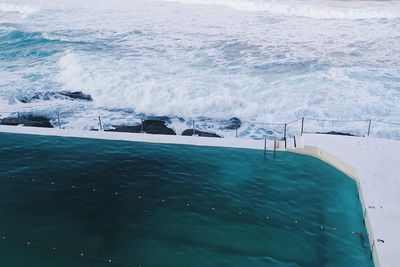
[[0, 133, 373, 267]]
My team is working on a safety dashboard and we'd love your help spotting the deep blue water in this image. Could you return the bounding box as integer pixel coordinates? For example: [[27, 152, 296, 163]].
[[0, 133, 373, 266]]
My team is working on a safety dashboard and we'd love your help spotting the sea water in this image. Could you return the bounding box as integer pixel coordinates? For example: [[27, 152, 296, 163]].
[[0, 133, 373, 266], [0, 0, 399, 138]]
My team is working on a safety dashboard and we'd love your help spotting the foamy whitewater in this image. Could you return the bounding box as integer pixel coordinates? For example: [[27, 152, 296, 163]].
[[0, 0, 399, 138]]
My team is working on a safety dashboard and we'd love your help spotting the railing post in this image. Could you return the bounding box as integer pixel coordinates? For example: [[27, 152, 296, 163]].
[[98, 116, 103, 131], [236, 128, 238, 138], [301, 117, 304, 135], [284, 123, 287, 148], [57, 115, 61, 129], [192, 121, 195, 136], [367, 119, 372, 137], [140, 119, 144, 133], [273, 139, 276, 159], [264, 138, 266, 158]]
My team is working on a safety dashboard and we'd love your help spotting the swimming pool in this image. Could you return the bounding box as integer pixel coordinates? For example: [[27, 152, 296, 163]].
[[0, 133, 373, 267]]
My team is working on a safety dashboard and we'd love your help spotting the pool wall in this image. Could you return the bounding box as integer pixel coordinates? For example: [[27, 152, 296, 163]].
[[287, 145, 378, 267], [292, 134, 400, 267], [290, 146, 359, 180], [0, 125, 398, 267]]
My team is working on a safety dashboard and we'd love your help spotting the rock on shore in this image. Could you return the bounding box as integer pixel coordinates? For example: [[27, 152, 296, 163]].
[[182, 129, 221, 138], [18, 91, 92, 103], [107, 120, 176, 135], [0, 115, 53, 128], [224, 117, 242, 130], [316, 131, 354, 136]]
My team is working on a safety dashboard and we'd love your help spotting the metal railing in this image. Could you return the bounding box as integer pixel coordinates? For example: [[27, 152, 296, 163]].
[[0, 111, 399, 141]]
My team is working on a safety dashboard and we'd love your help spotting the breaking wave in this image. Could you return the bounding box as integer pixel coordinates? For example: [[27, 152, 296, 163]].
[[0, 3, 38, 18], [161, 0, 400, 19], [0, 0, 399, 139]]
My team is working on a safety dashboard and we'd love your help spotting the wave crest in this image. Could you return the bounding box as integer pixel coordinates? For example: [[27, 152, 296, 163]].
[[161, 0, 400, 19], [0, 3, 39, 18]]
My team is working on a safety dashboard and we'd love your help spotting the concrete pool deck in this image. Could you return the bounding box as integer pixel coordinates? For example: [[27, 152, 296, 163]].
[[0, 125, 398, 267]]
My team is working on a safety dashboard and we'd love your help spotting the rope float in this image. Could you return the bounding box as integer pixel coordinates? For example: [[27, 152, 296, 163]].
[[0, 234, 134, 267], [0, 174, 367, 265], [3, 175, 362, 234]]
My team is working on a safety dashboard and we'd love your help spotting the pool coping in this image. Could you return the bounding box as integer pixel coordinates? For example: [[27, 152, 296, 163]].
[[0, 125, 276, 151], [0, 125, 398, 267], [287, 145, 378, 266]]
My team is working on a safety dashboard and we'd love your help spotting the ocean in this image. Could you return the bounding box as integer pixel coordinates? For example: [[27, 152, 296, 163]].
[[0, 0, 399, 138]]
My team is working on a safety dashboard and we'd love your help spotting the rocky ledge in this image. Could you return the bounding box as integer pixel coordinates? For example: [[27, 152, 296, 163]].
[[0, 115, 53, 128], [106, 120, 176, 135], [107, 120, 222, 137], [316, 131, 354, 136], [18, 91, 92, 103], [0, 114, 236, 137], [224, 117, 242, 130], [182, 129, 221, 138]]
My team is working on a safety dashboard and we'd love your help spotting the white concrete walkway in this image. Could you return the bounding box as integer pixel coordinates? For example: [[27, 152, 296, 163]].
[[0, 126, 398, 266]]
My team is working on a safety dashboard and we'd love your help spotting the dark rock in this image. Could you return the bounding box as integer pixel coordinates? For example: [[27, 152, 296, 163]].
[[106, 125, 141, 133], [18, 91, 92, 103], [59, 91, 92, 101], [182, 129, 221, 138], [23, 116, 53, 128], [0, 117, 20, 126], [142, 120, 176, 135], [1, 115, 53, 128], [224, 117, 242, 130], [106, 120, 176, 135], [316, 131, 354, 136]]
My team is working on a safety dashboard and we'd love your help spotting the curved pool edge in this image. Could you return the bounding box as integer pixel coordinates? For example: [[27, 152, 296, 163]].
[[291, 134, 400, 267], [287, 145, 378, 267], [287, 145, 359, 181]]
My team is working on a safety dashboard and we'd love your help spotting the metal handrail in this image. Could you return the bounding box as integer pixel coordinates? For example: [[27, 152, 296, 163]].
[[372, 120, 400, 126], [303, 117, 370, 123], [1, 111, 399, 140], [241, 120, 286, 126]]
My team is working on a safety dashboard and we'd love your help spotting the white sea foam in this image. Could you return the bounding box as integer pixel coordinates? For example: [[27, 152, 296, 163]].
[[0, 3, 38, 18], [57, 50, 261, 119], [0, 0, 399, 138], [160, 0, 400, 19]]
